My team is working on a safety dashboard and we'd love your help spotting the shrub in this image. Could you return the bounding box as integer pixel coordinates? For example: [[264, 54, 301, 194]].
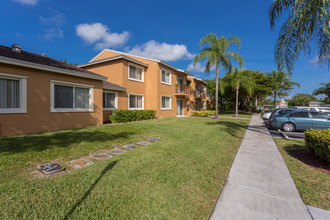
[[191, 110, 215, 117], [110, 110, 156, 123], [304, 129, 330, 162]]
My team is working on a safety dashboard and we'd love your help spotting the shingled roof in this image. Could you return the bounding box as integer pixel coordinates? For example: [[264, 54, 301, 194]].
[[103, 80, 126, 91], [0, 44, 106, 80]]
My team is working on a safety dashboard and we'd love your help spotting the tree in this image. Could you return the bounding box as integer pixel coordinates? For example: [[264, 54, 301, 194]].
[[193, 33, 244, 118], [250, 70, 273, 109], [313, 82, 330, 103], [288, 93, 318, 106], [269, 0, 330, 72], [267, 70, 300, 108], [226, 68, 255, 117]]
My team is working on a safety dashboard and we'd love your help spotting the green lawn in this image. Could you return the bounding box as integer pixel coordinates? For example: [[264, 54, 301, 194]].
[[0, 117, 249, 219], [274, 138, 330, 210]]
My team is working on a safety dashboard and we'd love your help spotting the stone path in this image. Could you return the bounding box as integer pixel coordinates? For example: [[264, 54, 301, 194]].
[[210, 114, 312, 220]]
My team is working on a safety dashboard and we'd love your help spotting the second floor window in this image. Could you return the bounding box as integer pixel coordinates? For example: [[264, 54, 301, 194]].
[[161, 70, 171, 85], [129, 65, 143, 82]]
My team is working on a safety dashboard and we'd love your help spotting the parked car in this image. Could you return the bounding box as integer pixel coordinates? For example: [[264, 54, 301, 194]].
[[261, 111, 272, 120], [268, 108, 297, 124], [293, 106, 330, 116], [269, 110, 330, 132]]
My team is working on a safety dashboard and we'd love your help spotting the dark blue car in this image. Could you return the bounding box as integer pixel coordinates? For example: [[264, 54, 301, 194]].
[[269, 110, 330, 132]]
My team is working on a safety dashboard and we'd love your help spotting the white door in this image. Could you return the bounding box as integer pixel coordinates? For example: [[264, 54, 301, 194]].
[[177, 99, 183, 116]]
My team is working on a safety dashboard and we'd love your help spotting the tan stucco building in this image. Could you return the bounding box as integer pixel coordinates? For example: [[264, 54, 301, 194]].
[[80, 49, 205, 120]]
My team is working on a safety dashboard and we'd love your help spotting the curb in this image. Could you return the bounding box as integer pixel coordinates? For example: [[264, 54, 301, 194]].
[[278, 129, 290, 139]]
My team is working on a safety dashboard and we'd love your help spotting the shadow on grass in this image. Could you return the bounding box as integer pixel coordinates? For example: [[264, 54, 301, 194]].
[[284, 145, 330, 173], [206, 120, 249, 138], [0, 131, 134, 154], [64, 160, 118, 220]]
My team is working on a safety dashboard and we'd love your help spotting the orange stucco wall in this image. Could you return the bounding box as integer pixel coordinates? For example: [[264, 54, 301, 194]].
[[0, 63, 103, 137], [84, 50, 207, 119], [187, 76, 209, 113]]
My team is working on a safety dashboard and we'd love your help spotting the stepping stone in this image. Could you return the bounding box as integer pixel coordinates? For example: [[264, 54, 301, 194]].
[[122, 144, 138, 149], [90, 153, 112, 161], [67, 159, 93, 169], [108, 148, 127, 155], [147, 137, 160, 142], [37, 163, 65, 175], [136, 141, 151, 146]]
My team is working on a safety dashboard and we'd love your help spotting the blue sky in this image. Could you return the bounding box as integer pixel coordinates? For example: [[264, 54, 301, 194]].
[[1, 0, 329, 98]]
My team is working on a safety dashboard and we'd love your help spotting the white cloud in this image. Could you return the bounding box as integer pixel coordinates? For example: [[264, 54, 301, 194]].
[[40, 13, 65, 40], [75, 23, 129, 50], [187, 62, 215, 72], [14, 0, 39, 5], [128, 40, 194, 61]]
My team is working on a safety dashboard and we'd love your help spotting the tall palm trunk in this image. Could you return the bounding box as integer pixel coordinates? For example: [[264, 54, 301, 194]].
[[215, 62, 219, 119], [235, 85, 239, 118], [273, 91, 277, 109]]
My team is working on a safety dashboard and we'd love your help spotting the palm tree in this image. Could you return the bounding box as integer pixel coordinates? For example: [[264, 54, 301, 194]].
[[313, 82, 330, 102], [193, 33, 244, 119], [268, 0, 330, 72], [227, 68, 255, 117], [267, 70, 300, 108]]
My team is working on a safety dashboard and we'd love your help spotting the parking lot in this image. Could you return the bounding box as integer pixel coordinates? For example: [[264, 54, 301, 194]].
[[262, 118, 305, 140]]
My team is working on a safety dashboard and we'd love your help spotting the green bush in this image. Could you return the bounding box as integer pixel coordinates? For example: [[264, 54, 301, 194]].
[[191, 110, 215, 117], [304, 129, 330, 162], [110, 110, 156, 123]]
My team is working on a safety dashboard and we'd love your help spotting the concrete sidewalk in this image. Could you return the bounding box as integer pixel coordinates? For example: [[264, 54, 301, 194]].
[[210, 114, 312, 220]]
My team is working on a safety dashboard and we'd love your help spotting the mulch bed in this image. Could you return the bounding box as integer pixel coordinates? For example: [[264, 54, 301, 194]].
[[290, 149, 330, 175]]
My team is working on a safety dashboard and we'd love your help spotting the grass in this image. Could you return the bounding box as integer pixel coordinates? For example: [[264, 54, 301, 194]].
[[219, 110, 253, 119], [274, 138, 330, 210], [0, 117, 249, 219]]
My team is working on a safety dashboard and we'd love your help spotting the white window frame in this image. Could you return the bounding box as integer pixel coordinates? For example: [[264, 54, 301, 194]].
[[103, 91, 118, 110], [161, 95, 171, 110], [128, 93, 144, 110], [128, 63, 144, 83], [50, 80, 94, 113], [0, 73, 27, 114], [161, 69, 171, 85]]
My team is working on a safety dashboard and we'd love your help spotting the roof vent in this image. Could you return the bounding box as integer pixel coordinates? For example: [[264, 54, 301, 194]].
[[42, 53, 47, 57], [12, 44, 22, 53]]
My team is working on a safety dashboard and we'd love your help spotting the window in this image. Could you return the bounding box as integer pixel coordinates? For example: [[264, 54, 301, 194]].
[[129, 64, 143, 82], [103, 92, 117, 110], [51, 81, 93, 112], [292, 112, 310, 118], [129, 94, 144, 109], [161, 96, 171, 110], [161, 70, 171, 85], [0, 73, 27, 114], [196, 101, 200, 110], [195, 85, 200, 97], [310, 112, 328, 119], [202, 101, 206, 109]]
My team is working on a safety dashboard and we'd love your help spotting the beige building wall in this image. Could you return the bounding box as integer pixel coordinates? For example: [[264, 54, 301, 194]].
[[0, 63, 103, 137]]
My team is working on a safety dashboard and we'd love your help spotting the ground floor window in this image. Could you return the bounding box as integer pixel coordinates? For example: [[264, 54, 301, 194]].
[[129, 94, 144, 109], [161, 96, 171, 110], [103, 91, 117, 110], [0, 73, 27, 113], [51, 81, 93, 112]]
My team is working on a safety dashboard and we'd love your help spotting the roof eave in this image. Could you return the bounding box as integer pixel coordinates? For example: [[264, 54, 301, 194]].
[[103, 86, 126, 92], [0, 56, 107, 81], [79, 55, 149, 68]]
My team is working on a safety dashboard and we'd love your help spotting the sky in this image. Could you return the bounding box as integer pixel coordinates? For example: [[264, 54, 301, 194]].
[[0, 0, 329, 98]]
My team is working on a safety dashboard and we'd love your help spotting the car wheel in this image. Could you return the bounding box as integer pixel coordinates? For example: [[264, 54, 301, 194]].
[[282, 122, 295, 132]]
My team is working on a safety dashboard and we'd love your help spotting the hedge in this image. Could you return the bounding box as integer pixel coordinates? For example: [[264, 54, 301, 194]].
[[191, 110, 215, 117], [304, 129, 330, 162], [110, 110, 156, 123]]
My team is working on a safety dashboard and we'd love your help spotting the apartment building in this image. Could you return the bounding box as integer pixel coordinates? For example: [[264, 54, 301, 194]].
[[187, 76, 210, 113], [80, 49, 200, 121], [0, 44, 109, 137]]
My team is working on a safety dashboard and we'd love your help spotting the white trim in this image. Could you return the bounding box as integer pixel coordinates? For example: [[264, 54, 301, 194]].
[[161, 95, 172, 110], [79, 55, 149, 68], [0, 56, 107, 81], [128, 93, 144, 110], [160, 69, 171, 85], [103, 91, 118, 110], [50, 80, 94, 113], [128, 63, 144, 83], [0, 73, 27, 114]]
